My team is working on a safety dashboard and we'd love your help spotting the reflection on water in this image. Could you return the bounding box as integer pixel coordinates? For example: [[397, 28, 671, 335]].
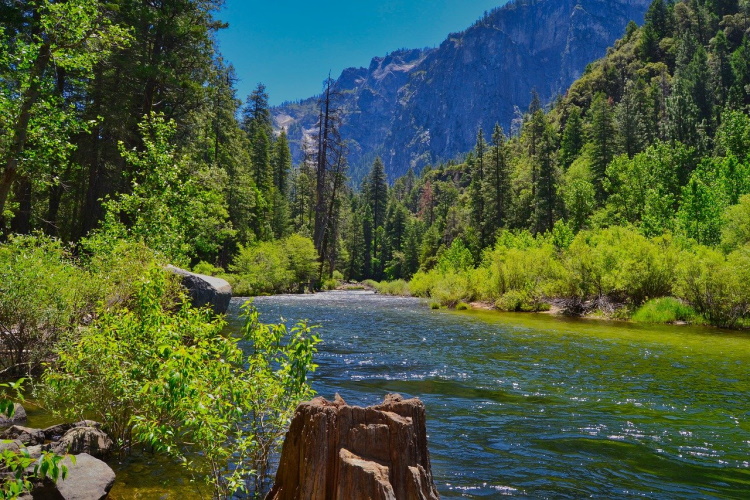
[[239, 291, 750, 499]]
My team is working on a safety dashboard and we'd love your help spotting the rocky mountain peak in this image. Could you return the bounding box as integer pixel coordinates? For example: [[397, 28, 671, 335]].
[[273, 0, 652, 183]]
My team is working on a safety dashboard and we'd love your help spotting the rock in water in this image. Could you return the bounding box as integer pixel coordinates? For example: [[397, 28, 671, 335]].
[[167, 265, 232, 314], [267, 393, 440, 500], [0, 403, 27, 426], [51, 426, 113, 459]]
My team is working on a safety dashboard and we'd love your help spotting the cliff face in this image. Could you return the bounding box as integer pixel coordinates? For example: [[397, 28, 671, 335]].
[[273, 0, 651, 182]]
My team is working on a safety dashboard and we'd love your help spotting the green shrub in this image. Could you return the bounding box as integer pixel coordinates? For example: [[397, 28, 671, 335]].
[[632, 297, 698, 323], [0, 235, 89, 376], [230, 234, 318, 295], [375, 279, 410, 296], [675, 245, 750, 328], [495, 290, 527, 312], [429, 301, 441, 310], [38, 270, 319, 498], [455, 302, 469, 311], [430, 271, 474, 307], [192, 261, 224, 276], [408, 271, 436, 298]]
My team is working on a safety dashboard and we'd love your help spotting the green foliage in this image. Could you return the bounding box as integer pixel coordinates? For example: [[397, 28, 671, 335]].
[[98, 114, 233, 266], [230, 234, 318, 295], [38, 270, 319, 498], [632, 297, 698, 323], [373, 279, 411, 296], [675, 245, 750, 327], [0, 379, 70, 499], [0, 235, 89, 376]]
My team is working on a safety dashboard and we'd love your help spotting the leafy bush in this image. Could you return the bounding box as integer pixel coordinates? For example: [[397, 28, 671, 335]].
[[675, 246, 750, 328], [230, 234, 318, 295], [38, 269, 319, 498], [632, 297, 698, 323], [0, 235, 89, 376], [374, 279, 410, 296]]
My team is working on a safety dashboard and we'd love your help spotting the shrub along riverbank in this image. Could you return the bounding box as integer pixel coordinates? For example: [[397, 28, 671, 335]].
[[0, 235, 320, 498], [371, 226, 750, 330]]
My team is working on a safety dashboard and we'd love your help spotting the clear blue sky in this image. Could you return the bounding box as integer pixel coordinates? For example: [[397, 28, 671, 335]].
[[216, 0, 510, 106]]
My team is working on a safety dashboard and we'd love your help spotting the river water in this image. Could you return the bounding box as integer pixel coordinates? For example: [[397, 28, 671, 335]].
[[236, 291, 750, 499]]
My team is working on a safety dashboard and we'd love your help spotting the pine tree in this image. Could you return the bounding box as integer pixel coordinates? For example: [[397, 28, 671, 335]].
[[366, 157, 388, 229], [588, 93, 617, 202], [272, 129, 292, 195], [251, 127, 272, 192], [485, 124, 510, 237], [533, 120, 558, 234], [469, 129, 488, 246], [560, 107, 584, 168]]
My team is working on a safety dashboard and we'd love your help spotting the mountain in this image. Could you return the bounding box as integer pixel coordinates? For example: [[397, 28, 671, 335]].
[[273, 0, 652, 183]]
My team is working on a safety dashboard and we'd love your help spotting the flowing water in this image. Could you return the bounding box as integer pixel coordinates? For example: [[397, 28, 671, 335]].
[[32, 290, 750, 498], [238, 291, 750, 499]]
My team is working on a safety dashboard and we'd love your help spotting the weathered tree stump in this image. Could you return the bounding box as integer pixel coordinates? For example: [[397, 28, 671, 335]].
[[267, 393, 440, 500]]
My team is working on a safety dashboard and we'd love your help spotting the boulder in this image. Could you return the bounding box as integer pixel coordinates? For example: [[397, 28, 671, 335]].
[[44, 421, 102, 442], [0, 425, 45, 446], [30, 453, 115, 500], [0, 439, 24, 454], [0, 403, 27, 427], [167, 265, 232, 314], [51, 427, 112, 459], [267, 393, 440, 500]]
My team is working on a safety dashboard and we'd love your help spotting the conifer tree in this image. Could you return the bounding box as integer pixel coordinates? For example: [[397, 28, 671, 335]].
[[469, 129, 488, 246], [486, 124, 511, 237], [560, 108, 584, 168], [588, 93, 617, 202], [365, 157, 388, 229]]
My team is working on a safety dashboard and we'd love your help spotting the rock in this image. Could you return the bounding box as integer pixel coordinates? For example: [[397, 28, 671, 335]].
[[0, 425, 45, 446], [30, 453, 115, 500], [44, 421, 100, 442], [0, 403, 27, 427], [43, 424, 73, 442], [267, 393, 440, 500], [167, 265, 232, 314], [273, 0, 652, 182], [51, 427, 112, 459], [0, 439, 24, 454]]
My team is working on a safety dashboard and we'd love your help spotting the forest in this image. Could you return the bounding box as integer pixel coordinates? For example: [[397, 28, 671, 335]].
[[2, 0, 750, 496]]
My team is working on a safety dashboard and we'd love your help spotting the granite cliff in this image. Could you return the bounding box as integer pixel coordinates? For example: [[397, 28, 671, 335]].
[[273, 0, 652, 183]]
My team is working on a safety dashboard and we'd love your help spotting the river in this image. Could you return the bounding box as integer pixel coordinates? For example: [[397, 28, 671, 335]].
[[237, 291, 749, 499], [47, 290, 749, 498]]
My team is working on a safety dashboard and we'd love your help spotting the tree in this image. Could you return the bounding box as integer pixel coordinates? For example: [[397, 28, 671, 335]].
[[0, 0, 128, 230], [365, 157, 388, 230], [469, 129, 488, 246], [560, 107, 584, 168], [588, 93, 617, 203], [485, 124, 511, 237]]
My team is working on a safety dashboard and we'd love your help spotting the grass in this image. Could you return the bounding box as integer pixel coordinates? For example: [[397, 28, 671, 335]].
[[632, 297, 698, 324]]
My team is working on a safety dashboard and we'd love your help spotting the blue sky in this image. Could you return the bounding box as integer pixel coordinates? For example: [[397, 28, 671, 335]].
[[216, 0, 509, 106]]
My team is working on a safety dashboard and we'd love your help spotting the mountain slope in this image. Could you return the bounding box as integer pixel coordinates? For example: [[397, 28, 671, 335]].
[[273, 0, 651, 182]]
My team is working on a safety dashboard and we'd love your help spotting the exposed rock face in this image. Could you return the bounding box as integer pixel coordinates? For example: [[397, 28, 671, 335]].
[[0, 425, 45, 446], [167, 265, 232, 314], [273, 0, 651, 182], [267, 393, 439, 500]]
